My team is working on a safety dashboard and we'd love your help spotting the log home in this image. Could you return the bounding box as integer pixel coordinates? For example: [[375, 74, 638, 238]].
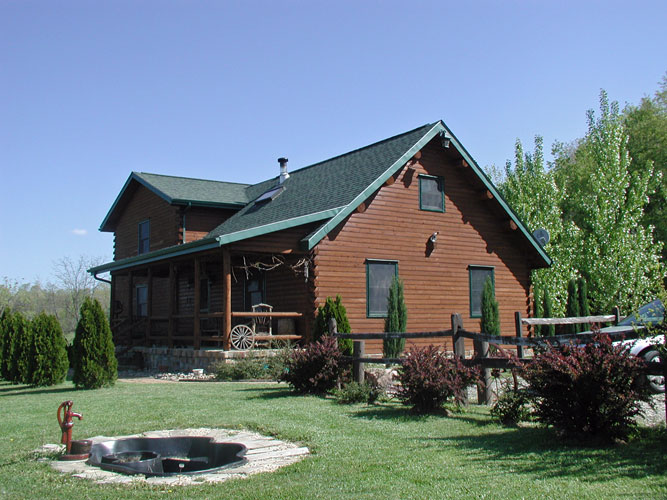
[[90, 121, 551, 356]]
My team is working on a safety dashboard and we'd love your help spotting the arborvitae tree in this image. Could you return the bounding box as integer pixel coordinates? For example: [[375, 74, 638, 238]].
[[578, 277, 590, 324], [543, 290, 555, 337], [8, 312, 32, 384], [480, 277, 500, 336], [566, 279, 581, 334], [0, 309, 10, 380], [533, 288, 543, 337], [383, 277, 408, 359], [312, 295, 352, 355], [72, 297, 117, 389], [29, 312, 69, 386]]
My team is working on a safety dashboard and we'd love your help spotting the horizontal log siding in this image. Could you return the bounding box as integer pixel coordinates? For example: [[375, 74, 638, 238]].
[[183, 207, 237, 243], [114, 186, 180, 260], [313, 139, 531, 354]]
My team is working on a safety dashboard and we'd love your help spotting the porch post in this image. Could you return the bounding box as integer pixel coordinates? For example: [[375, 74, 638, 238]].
[[146, 267, 152, 345], [222, 248, 231, 351], [168, 263, 175, 347], [194, 257, 201, 349]]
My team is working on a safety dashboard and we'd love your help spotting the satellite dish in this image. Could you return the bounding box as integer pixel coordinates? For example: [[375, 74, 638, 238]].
[[533, 228, 550, 247]]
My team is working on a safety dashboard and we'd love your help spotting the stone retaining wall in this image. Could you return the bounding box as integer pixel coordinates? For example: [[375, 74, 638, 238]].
[[130, 347, 277, 372]]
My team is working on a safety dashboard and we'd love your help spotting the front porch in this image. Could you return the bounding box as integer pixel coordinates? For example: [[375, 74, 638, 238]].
[[109, 248, 313, 351]]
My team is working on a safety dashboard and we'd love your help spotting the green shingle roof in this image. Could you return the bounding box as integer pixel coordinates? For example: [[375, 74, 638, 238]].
[[91, 120, 552, 275], [209, 123, 436, 243]]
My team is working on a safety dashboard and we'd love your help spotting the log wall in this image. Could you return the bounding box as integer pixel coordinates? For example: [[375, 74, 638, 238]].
[[313, 138, 532, 353]]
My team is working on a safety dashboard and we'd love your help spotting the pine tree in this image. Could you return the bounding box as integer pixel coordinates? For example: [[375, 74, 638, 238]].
[[383, 277, 407, 358], [566, 279, 581, 334], [480, 277, 500, 336], [543, 290, 555, 337], [313, 295, 352, 355], [578, 277, 590, 317], [533, 288, 543, 337], [29, 313, 69, 386], [72, 297, 117, 389]]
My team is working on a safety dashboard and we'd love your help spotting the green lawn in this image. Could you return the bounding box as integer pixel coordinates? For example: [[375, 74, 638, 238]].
[[0, 380, 665, 500]]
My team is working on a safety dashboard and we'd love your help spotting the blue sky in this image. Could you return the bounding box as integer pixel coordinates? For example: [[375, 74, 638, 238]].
[[1, 0, 665, 284]]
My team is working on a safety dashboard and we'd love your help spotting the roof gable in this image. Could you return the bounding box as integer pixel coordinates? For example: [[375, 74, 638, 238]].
[[100, 172, 251, 231]]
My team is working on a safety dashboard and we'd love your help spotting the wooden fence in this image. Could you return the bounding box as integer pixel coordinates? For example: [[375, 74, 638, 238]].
[[332, 312, 664, 405]]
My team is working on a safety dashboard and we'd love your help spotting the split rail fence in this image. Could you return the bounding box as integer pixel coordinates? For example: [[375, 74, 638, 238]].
[[331, 311, 664, 405]]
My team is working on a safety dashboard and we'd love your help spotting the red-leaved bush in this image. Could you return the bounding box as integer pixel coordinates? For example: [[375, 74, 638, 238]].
[[521, 333, 651, 442], [281, 336, 343, 394], [397, 345, 479, 413]]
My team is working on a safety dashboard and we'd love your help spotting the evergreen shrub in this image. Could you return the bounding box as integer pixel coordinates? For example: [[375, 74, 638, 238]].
[[72, 297, 118, 389], [0, 309, 12, 380], [281, 336, 343, 394], [8, 311, 31, 384], [29, 313, 69, 386], [480, 277, 500, 336], [313, 295, 353, 355], [397, 345, 479, 414], [332, 379, 382, 404], [383, 277, 408, 358], [566, 279, 581, 334], [542, 290, 555, 336], [521, 332, 651, 442]]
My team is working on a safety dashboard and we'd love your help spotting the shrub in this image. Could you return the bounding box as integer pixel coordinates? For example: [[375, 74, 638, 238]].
[[521, 332, 651, 442], [313, 295, 353, 355], [281, 336, 343, 394], [383, 277, 407, 359], [542, 289, 555, 336], [72, 297, 118, 389], [213, 350, 286, 381], [332, 380, 382, 404], [28, 313, 69, 386], [491, 389, 532, 426], [566, 279, 581, 334], [481, 276, 500, 336], [396, 345, 479, 414], [8, 311, 32, 384], [578, 277, 590, 325], [0, 309, 12, 380]]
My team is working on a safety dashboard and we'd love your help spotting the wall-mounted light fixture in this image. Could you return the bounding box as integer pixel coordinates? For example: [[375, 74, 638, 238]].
[[426, 231, 439, 257]]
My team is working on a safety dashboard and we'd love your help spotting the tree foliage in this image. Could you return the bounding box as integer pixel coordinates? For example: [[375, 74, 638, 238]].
[[565, 279, 580, 334], [383, 276, 407, 358], [72, 297, 117, 389], [497, 87, 666, 317], [8, 311, 31, 383], [480, 277, 500, 336], [28, 312, 69, 386], [313, 295, 352, 355], [0, 309, 13, 380]]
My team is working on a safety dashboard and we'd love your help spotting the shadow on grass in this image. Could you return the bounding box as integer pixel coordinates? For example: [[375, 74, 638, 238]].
[[420, 424, 667, 481], [238, 386, 298, 400], [0, 385, 76, 397], [351, 402, 496, 425]]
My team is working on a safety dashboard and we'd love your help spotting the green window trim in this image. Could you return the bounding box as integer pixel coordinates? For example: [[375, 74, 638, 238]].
[[468, 265, 494, 318], [366, 259, 398, 318], [419, 174, 445, 212], [138, 219, 150, 255]]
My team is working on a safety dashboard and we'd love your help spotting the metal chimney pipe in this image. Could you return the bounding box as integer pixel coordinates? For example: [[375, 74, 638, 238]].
[[278, 157, 289, 183]]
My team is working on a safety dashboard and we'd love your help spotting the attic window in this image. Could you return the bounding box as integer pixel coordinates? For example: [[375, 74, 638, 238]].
[[256, 185, 284, 203]]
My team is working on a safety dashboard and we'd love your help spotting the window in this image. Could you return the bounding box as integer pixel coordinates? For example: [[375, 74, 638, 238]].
[[469, 266, 494, 318], [200, 277, 210, 313], [138, 220, 150, 254], [366, 260, 398, 317], [135, 285, 148, 317], [244, 272, 265, 309], [419, 175, 444, 212]]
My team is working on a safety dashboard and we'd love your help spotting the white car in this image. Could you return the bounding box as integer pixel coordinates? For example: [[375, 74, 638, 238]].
[[603, 299, 665, 394]]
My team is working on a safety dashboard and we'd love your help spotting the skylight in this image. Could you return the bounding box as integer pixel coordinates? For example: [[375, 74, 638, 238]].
[[255, 185, 284, 203]]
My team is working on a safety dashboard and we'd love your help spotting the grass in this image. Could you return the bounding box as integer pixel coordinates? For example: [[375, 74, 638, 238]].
[[0, 380, 665, 500]]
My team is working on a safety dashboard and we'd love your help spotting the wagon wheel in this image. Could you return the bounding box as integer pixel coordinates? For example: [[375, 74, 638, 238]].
[[230, 324, 255, 350]]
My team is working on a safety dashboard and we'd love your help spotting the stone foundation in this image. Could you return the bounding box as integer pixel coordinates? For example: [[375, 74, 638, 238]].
[[129, 346, 279, 373]]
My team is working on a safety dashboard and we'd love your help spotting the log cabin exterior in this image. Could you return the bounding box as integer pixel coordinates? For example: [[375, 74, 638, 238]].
[[90, 121, 551, 354]]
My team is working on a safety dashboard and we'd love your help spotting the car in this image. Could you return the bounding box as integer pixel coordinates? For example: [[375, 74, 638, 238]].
[[602, 299, 665, 394]]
